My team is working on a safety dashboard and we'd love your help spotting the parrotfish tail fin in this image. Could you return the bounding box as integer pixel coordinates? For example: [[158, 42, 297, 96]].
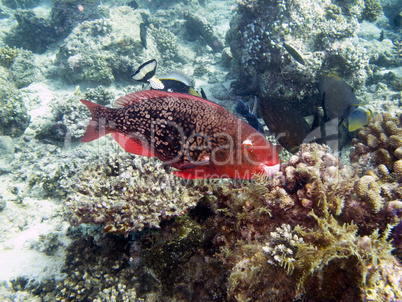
[[80, 99, 108, 142]]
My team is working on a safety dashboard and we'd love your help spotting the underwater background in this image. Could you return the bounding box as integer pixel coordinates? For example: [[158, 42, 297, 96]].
[[0, 0, 401, 301]]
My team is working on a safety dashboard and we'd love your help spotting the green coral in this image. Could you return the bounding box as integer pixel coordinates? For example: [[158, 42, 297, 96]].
[[0, 67, 29, 136], [362, 0, 382, 22], [2, 0, 40, 9], [0, 45, 20, 68], [149, 25, 178, 60], [293, 212, 396, 297]]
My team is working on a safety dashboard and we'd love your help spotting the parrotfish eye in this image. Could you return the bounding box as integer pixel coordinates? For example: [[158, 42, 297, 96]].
[[242, 139, 253, 151]]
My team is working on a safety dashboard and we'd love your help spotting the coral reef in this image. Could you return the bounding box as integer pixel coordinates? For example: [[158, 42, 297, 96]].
[[83, 86, 115, 106], [1, 0, 401, 300], [362, 0, 383, 22], [55, 6, 153, 84], [65, 151, 203, 234], [0, 66, 29, 136], [0, 45, 21, 68], [9, 47, 38, 88], [2, 0, 39, 9], [149, 24, 179, 61], [262, 224, 304, 273], [226, 0, 369, 106], [0, 46, 38, 88], [4, 9, 58, 54], [183, 11, 224, 53], [50, 0, 104, 38], [350, 112, 402, 172], [34, 91, 90, 143], [5, 139, 401, 301], [211, 143, 401, 301]]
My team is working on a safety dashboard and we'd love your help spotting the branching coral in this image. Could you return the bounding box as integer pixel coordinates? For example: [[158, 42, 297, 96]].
[[0, 66, 29, 136], [351, 112, 402, 174], [262, 224, 304, 274], [293, 212, 399, 300], [65, 152, 203, 234], [207, 143, 401, 301], [0, 45, 21, 67], [362, 0, 383, 22], [149, 25, 178, 61]]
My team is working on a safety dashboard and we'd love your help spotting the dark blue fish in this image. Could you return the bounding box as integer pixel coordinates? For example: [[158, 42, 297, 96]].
[[235, 98, 264, 134]]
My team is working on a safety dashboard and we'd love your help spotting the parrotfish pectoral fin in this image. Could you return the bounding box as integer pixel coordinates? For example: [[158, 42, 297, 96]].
[[80, 99, 109, 142], [179, 160, 211, 170], [111, 133, 155, 157], [173, 165, 221, 179]]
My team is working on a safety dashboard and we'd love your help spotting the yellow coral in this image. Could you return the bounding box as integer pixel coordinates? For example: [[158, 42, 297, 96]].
[[355, 175, 383, 213], [393, 159, 402, 178]]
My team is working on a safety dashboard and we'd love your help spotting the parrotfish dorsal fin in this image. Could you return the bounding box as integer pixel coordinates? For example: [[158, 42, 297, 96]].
[[114, 90, 162, 108], [114, 90, 223, 109]]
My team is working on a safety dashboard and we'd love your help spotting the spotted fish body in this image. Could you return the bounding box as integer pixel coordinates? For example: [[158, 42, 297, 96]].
[[81, 90, 280, 179]]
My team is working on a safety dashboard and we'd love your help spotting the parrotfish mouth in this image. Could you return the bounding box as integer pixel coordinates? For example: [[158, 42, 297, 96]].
[[258, 163, 280, 177]]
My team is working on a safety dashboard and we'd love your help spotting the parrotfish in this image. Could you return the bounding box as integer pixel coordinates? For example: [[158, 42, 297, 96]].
[[132, 59, 207, 98], [80, 90, 280, 179]]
